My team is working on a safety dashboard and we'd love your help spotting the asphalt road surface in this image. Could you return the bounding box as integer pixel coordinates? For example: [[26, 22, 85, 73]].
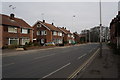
[[2, 43, 99, 78]]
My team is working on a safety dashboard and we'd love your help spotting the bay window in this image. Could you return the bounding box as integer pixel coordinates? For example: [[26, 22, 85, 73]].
[[21, 38, 30, 45], [8, 38, 19, 45]]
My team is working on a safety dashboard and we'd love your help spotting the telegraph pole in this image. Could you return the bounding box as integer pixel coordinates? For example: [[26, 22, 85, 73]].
[[99, 0, 102, 57]]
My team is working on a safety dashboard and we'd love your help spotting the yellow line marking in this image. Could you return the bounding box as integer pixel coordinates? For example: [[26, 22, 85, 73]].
[[67, 48, 100, 79]]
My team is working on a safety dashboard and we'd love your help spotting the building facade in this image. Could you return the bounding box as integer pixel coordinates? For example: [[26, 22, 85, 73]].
[[73, 32, 80, 43], [33, 20, 63, 45], [0, 14, 33, 48], [110, 11, 120, 47], [58, 27, 74, 44]]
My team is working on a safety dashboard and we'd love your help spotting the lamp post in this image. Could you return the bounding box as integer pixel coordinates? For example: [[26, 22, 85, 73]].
[[89, 30, 91, 43], [99, 0, 102, 57]]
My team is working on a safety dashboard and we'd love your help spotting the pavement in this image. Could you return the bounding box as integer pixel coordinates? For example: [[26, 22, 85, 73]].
[[76, 44, 120, 79], [1, 45, 73, 57]]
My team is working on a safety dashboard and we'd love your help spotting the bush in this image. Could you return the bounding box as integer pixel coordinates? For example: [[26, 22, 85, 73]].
[[2, 45, 19, 49], [64, 41, 69, 44], [33, 42, 40, 46]]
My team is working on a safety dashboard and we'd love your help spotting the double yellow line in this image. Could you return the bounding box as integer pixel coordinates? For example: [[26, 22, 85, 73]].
[[67, 48, 100, 80]]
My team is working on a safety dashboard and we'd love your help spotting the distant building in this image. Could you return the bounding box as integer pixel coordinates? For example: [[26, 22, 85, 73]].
[[90, 26, 110, 42], [0, 14, 33, 48], [80, 29, 89, 42]]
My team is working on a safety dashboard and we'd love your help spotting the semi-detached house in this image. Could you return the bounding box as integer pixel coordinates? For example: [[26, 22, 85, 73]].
[[0, 14, 33, 48], [58, 27, 74, 44], [33, 20, 63, 45]]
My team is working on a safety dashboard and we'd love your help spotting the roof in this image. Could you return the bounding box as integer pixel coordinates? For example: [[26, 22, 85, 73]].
[[73, 32, 80, 37], [58, 27, 72, 34], [0, 14, 32, 29], [39, 21, 62, 32]]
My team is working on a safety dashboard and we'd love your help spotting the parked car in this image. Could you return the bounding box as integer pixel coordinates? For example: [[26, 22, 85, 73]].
[[44, 42, 55, 46]]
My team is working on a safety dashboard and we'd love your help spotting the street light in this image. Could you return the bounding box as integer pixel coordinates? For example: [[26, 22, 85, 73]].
[[99, 0, 102, 57]]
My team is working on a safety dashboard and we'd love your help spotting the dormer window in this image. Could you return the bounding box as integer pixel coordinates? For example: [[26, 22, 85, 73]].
[[37, 24, 41, 27]]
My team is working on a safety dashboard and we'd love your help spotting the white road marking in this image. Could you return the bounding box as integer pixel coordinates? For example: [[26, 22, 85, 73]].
[[42, 63, 71, 78], [34, 53, 57, 60], [3, 63, 14, 67], [78, 54, 87, 60]]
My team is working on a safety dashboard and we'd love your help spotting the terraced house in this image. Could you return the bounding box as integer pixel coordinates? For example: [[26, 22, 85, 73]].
[[33, 20, 63, 45], [58, 27, 74, 44], [0, 14, 33, 48]]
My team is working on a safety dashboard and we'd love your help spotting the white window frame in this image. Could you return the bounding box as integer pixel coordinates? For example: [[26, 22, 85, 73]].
[[53, 31, 57, 36], [41, 30, 47, 35], [37, 24, 41, 27], [21, 28, 28, 34], [58, 32, 62, 36], [8, 26, 17, 33], [68, 34, 70, 37], [21, 38, 30, 45], [8, 38, 19, 45], [37, 31, 40, 35]]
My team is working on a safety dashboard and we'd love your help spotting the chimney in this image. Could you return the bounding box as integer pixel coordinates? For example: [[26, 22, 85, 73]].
[[118, 11, 120, 15], [52, 23, 54, 25], [43, 20, 45, 23], [10, 13, 15, 19]]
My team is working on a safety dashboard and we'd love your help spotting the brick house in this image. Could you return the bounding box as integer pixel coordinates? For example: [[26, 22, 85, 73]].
[[73, 32, 80, 43], [0, 14, 33, 48], [110, 12, 120, 46], [58, 27, 74, 44], [33, 20, 63, 45]]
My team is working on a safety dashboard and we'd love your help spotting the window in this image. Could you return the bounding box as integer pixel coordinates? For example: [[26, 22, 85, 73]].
[[21, 28, 28, 34], [71, 35, 74, 38], [68, 34, 70, 37], [8, 26, 17, 33], [37, 24, 41, 27], [41, 30, 47, 35], [8, 38, 19, 45], [58, 32, 62, 36], [68, 40, 72, 44], [37, 31, 40, 35], [21, 38, 30, 45], [53, 31, 57, 36], [58, 39, 63, 44]]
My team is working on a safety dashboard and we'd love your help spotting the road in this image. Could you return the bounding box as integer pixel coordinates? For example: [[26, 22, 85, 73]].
[[2, 43, 99, 79]]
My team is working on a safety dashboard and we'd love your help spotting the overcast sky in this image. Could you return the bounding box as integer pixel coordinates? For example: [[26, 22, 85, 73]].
[[1, 1, 119, 33]]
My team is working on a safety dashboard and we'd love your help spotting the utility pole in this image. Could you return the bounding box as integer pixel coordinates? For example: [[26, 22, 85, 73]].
[[99, 0, 102, 57], [89, 30, 91, 43]]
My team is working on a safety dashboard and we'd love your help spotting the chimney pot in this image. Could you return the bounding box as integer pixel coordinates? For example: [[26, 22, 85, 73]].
[[52, 23, 54, 25], [10, 13, 15, 19], [43, 20, 45, 23]]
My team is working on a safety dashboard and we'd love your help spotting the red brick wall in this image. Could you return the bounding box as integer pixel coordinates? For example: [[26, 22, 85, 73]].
[[0, 25, 3, 48], [2, 25, 33, 46]]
